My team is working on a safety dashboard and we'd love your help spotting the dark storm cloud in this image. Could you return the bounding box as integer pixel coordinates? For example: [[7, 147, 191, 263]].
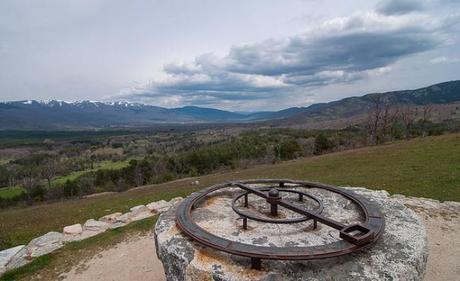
[[226, 26, 439, 82], [376, 0, 425, 15]]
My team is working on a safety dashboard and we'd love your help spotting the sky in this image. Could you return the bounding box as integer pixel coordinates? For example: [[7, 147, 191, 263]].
[[0, 0, 459, 111]]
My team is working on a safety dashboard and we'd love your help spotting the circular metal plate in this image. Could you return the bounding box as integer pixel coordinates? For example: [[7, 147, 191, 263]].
[[175, 179, 385, 260]]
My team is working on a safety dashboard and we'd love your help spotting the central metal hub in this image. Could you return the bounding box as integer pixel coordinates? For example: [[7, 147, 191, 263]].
[[268, 188, 280, 198], [267, 188, 281, 216]]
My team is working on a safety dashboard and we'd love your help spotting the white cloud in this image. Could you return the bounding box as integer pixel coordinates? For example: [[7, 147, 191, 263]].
[[429, 56, 459, 64]]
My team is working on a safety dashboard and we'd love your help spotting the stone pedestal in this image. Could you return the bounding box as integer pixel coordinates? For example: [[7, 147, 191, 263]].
[[154, 187, 427, 281]]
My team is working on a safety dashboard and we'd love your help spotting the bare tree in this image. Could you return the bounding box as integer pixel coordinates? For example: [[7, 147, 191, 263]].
[[21, 166, 39, 203], [6, 164, 19, 187], [366, 96, 382, 145], [379, 101, 399, 143], [134, 163, 143, 187], [421, 104, 433, 137], [366, 96, 398, 144], [42, 159, 57, 189], [399, 105, 416, 140]]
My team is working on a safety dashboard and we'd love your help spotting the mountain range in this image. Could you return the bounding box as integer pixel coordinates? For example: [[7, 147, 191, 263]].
[[0, 80, 459, 129]]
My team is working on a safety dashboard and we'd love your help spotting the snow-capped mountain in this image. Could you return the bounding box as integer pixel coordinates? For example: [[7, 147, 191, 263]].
[[1, 80, 459, 129]]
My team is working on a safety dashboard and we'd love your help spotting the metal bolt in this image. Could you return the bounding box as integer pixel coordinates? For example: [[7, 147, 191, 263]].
[[268, 189, 280, 216]]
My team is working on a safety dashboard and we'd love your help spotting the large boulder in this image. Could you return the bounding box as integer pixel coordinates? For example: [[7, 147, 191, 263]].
[[0, 245, 28, 274], [154, 187, 428, 281], [4, 245, 30, 272], [26, 232, 64, 258]]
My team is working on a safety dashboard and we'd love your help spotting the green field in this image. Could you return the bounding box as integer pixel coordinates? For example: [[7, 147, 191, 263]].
[[0, 158, 11, 165], [0, 186, 23, 199], [0, 133, 459, 250], [0, 130, 131, 148], [0, 159, 137, 199], [50, 159, 135, 187]]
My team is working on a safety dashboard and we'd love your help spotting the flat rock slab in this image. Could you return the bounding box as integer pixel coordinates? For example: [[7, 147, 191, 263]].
[[0, 245, 25, 274], [154, 186, 427, 281], [27, 232, 64, 258]]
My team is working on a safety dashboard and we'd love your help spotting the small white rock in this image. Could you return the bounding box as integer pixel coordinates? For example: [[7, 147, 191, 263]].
[[146, 200, 171, 213], [116, 213, 132, 223], [63, 224, 83, 235], [130, 205, 150, 215], [83, 219, 109, 232]]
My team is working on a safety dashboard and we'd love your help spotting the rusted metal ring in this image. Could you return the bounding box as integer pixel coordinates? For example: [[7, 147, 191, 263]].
[[175, 179, 385, 261], [231, 187, 324, 224]]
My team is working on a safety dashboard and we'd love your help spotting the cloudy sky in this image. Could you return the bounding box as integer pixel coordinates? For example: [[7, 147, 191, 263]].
[[1, 0, 459, 111]]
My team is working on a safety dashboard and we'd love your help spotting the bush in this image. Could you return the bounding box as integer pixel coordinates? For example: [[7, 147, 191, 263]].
[[314, 134, 333, 155], [275, 139, 301, 160]]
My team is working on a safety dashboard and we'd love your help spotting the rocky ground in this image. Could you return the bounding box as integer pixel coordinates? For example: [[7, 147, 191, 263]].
[[19, 195, 459, 281]]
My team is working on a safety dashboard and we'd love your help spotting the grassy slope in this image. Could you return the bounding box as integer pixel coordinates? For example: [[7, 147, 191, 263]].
[[0, 133, 459, 250]]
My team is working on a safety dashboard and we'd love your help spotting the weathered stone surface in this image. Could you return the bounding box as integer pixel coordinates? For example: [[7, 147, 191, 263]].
[[4, 245, 30, 271], [108, 212, 132, 229], [84, 219, 109, 232], [99, 212, 123, 223], [0, 245, 26, 274], [131, 211, 154, 222], [26, 232, 64, 258], [147, 200, 171, 213], [129, 205, 154, 221], [130, 205, 150, 214], [155, 186, 428, 281], [63, 224, 83, 235], [168, 197, 183, 206], [392, 194, 460, 214], [117, 213, 132, 223]]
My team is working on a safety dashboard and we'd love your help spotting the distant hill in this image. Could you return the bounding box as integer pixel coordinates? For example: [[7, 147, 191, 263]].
[[276, 80, 460, 128], [0, 80, 459, 129]]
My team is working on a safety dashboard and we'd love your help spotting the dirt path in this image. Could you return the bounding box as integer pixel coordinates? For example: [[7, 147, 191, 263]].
[[60, 205, 459, 281], [414, 205, 460, 281], [61, 234, 165, 281]]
